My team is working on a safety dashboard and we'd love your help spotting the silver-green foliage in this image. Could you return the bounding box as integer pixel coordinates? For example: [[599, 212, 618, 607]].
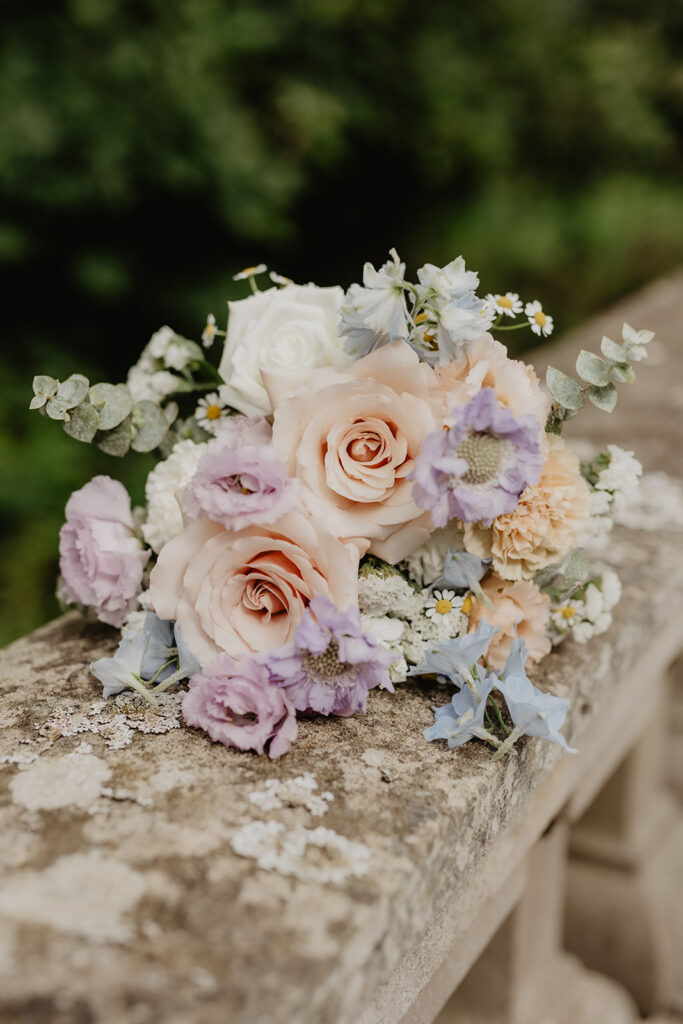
[[29, 375, 174, 455], [545, 323, 654, 433]]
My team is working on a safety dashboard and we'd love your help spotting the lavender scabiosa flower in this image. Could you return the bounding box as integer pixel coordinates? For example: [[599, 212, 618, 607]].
[[182, 655, 298, 758], [261, 597, 395, 717], [181, 416, 299, 531], [410, 388, 543, 527]]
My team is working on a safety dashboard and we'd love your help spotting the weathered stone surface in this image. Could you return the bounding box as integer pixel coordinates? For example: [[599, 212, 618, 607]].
[[1, 272, 683, 1023]]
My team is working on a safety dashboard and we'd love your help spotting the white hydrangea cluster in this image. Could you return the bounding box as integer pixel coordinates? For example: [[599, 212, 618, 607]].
[[550, 569, 622, 645], [142, 439, 208, 552], [359, 564, 468, 682], [127, 326, 192, 403]]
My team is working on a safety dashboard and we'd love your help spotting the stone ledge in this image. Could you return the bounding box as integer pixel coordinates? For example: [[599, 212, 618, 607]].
[[1, 271, 683, 1024]]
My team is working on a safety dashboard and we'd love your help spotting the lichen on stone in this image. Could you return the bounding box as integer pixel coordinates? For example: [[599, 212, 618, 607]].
[[231, 820, 371, 884], [248, 773, 334, 817]]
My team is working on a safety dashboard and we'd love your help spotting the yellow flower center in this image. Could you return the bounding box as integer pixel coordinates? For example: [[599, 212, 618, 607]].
[[206, 404, 222, 420], [497, 296, 514, 309], [534, 310, 547, 327], [415, 312, 428, 324], [462, 595, 473, 615], [242, 265, 259, 275], [435, 598, 453, 615], [561, 605, 575, 620]]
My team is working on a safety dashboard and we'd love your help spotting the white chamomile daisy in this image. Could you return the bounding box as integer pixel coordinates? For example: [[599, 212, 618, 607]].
[[233, 263, 268, 282], [551, 601, 579, 631], [270, 271, 294, 287], [525, 300, 554, 337], [201, 313, 217, 348], [486, 292, 523, 318], [195, 392, 227, 434], [424, 589, 463, 629]]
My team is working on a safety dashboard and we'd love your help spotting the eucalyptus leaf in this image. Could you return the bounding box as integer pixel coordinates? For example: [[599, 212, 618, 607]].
[[545, 366, 584, 411], [609, 362, 636, 384], [63, 401, 99, 443], [130, 401, 169, 452], [534, 563, 562, 589], [587, 382, 617, 413], [564, 548, 591, 586], [97, 416, 133, 456], [600, 336, 627, 362], [45, 395, 70, 420], [32, 374, 58, 398], [57, 373, 90, 409], [89, 382, 133, 430], [576, 350, 610, 387]]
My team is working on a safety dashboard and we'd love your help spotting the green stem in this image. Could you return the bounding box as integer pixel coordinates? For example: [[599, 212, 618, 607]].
[[488, 696, 511, 737], [491, 322, 530, 332]]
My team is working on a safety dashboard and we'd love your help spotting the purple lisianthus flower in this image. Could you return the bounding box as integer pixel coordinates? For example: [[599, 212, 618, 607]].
[[181, 417, 299, 531], [59, 475, 149, 628], [261, 596, 395, 717], [182, 654, 298, 758], [410, 388, 543, 527]]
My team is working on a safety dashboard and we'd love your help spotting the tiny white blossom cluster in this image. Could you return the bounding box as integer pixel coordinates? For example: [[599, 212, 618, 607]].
[[127, 326, 193, 404], [358, 564, 468, 682], [583, 445, 643, 542], [550, 568, 622, 645]]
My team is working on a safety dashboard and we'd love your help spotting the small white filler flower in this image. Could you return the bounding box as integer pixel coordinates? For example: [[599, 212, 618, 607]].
[[486, 292, 523, 318], [195, 392, 228, 434]]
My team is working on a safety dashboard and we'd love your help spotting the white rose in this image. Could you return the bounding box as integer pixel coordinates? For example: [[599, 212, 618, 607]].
[[218, 284, 350, 416]]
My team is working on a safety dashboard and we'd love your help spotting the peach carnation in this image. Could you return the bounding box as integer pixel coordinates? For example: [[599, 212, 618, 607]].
[[468, 573, 551, 670], [149, 509, 359, 663], [264, 340, 444, 564], [436, 333, 550, 427], [463, 435, 591, 581]]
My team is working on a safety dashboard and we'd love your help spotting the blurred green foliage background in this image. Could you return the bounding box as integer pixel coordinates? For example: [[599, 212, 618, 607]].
[[2, 0, 682, 646]]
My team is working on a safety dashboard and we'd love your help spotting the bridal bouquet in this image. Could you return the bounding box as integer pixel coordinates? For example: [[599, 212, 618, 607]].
[[30, 254, 650, 760]]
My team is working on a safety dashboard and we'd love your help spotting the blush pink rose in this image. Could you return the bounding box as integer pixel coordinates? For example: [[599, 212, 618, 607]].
[[59, 475, 149, 628], [149, 509, 359, 663], [264, 340, 444, 564]]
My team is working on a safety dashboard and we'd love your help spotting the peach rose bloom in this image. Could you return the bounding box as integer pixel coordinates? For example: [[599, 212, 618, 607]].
[[149, 509, 359, 663], [436, 333, 550, 427], [468, 573, 551, 670], [463, 435, 591, 581], [264, 340, 444, 564]]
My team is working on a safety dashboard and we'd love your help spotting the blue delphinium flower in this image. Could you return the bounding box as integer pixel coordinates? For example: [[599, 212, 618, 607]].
[[493, 635, 577, 757], [413, 257, 493, 365], [408, 621, 499, 685], [424, 672, 496, 748], [90, 612, 200, 701], [410, 388, 544, 527], [339, 250, 410, 357]]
